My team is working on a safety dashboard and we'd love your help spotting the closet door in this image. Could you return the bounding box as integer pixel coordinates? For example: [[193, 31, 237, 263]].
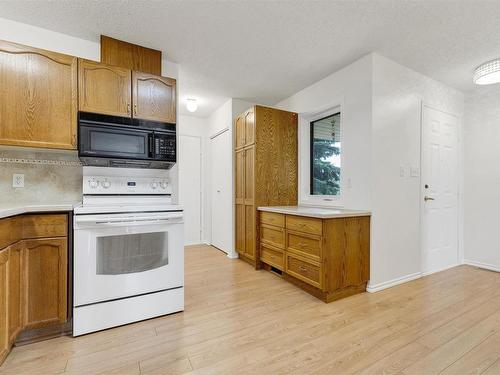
[[132, 72, 176, 123], [78, 59, 131, 117]]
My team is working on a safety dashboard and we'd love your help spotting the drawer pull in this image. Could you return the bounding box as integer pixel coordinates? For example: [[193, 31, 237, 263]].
[[299, 265, 308, 272]]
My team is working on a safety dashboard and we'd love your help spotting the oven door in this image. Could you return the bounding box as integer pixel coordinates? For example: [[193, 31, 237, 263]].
[[73, 212, 184, 306], [79, 123, 153, 161]]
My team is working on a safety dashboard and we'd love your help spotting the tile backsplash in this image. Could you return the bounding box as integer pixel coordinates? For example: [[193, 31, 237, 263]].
[[0, 146, 82, 205]]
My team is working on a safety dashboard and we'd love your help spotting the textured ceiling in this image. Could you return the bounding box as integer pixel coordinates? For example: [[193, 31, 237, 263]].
[[1, 0, 500, 117]]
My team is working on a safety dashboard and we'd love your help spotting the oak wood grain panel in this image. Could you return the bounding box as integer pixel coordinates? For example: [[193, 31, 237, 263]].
[[0, 216, 21, 249], [235, 204, 245, 255], [0, 247, 8, 364], [287, 230, 322, 261], [260, 224, 285, 249], [23, 238, 67, 330], [235, 149, 244, 204], [132, 71, 176, 123], [244, 206, 256, 260], [260, 244, 284, 270], [285, 252, 322, 289], [0, 40, 77, 150], [254, 105, 298, 207], [22, 214, 67, 239], [323, 216, 370, 292], [244, 146, 255, 204], [235, 115, 245, 149], [78, 59, 132, 117], [244, 109, 255, 146], [7, 242, 23, 344], [101, 35, 162, 76], [286, 215, 322, 236], [260, 212, 284, 228]]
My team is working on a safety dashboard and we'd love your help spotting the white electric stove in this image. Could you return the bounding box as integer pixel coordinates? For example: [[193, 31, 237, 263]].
[[73, 167, 184, 336]]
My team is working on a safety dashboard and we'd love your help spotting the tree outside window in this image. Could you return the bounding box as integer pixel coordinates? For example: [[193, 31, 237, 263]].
[[310, 112, 341, 195]]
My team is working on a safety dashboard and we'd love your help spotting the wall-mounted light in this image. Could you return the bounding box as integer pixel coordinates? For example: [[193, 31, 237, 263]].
[[474, 58, 500, 85], [186, 98, 198, 113]]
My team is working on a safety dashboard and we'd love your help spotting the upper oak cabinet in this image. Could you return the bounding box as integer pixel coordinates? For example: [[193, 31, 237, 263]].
[[132, 72, 176, 123], [0, 40, 78, 150], [78, 59, 132, 117]]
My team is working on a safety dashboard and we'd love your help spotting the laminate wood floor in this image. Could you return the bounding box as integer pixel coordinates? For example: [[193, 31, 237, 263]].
[[2, 245, 500, 375]]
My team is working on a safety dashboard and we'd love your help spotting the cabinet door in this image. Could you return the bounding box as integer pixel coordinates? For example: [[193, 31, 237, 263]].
[[235, 115, 245, 149], [244, 110, 255, 146], [23, 238, 67, 330], [235, 204, 245, 255], [0, 248, 8, 362], [244, 147, 254, 204], [235, 149, 245, 205], [132, 72, 176, 123], [244, 206, 255, 260], [78, 59, 132, 117], [0, 40, 77, 150], [7, 243, 22, 343]]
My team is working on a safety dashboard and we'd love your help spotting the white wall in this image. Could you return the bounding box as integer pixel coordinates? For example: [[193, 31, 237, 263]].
[[370, 54, 464, 288], [277, 54, 373, 209], [463, 85, 500, 272], [277, 53, 464, 290]]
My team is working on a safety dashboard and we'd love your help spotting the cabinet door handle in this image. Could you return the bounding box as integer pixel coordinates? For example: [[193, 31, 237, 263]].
[[134, 104, 137, 116], [127, 103, 131, 115]]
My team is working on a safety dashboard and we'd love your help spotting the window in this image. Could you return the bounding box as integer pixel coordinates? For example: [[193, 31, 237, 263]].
[[310, 112, 341, 196]]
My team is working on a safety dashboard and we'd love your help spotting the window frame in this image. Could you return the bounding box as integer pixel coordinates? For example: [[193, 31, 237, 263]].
[[298, 103, 344, 207], [309, 111, 342, 197]]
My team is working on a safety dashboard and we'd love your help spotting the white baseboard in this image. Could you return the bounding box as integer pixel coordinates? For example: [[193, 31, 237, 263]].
[[421, 262, 460, 277], [463, 259, 500, 273], [226, 252, 239, 259], [367, 272, 422, 293]]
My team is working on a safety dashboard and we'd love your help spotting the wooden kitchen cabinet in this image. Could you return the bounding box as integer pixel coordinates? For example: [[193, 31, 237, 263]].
[[0, 213, 69, 366], [234, 106, 298, 267], [132, 71, 176, 123], [0, 248, 8, 364], [78, 59, 132, 117], [7, 243, 22, 343], [23, 238, 67, 330], [0, 40, 78, 150], [258, 211, 370, 303]]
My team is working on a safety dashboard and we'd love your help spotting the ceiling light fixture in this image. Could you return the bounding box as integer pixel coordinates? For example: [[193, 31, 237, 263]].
[[186, 98, 198, 113], [473, 58, 500, 85]]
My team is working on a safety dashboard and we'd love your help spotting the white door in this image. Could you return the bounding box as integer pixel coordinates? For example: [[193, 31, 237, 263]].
[[421, 105, 459, 274], [210, 130, 232, 254], [179, 135, 202, 245]]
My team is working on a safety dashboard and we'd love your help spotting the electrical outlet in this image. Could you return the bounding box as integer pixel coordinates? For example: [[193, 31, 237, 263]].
[[12, 174, 24, 188]]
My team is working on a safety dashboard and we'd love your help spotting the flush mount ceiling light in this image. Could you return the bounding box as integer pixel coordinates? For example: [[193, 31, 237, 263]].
[[186, 98, 198, 113], [473, 59, 500, 85]]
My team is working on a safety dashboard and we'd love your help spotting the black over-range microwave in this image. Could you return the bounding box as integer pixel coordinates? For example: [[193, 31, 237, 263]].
[[78, 112, 176, 169]]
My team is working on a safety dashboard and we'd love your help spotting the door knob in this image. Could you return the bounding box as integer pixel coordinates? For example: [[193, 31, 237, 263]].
[[424, 196, 435, 201]]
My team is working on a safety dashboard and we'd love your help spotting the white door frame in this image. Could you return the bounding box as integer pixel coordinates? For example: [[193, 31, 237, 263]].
[[179, 134, 203, 245], [420, 102, 462, 276]]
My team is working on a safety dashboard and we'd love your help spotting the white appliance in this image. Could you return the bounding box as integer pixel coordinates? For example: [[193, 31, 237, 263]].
[[73, 167, 184, 336]]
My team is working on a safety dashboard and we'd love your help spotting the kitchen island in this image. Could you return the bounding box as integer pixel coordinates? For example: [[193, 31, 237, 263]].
[[257, 206, 371, 302]]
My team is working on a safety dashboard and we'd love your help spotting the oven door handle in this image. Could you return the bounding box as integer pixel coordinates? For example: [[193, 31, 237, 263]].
[[92, 218, 182, 226], [75, 214, 183, 225]]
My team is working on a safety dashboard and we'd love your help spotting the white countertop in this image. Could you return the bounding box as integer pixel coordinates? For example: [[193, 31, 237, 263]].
[[0, 203, 79, 219], [258, 205, 371, 219]]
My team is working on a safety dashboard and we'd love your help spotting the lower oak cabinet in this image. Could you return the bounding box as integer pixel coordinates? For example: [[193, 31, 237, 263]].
[[258, 211, 370, 303], [0, 213, 69, 365]]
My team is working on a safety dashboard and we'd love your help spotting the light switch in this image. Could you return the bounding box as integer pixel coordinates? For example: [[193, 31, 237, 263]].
[[12, 174, 24, 188], [410, 167, 420, 177], [399, 166, 406, 177]]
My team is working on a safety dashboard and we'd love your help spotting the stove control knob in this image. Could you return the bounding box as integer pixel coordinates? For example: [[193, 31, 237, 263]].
[[160, 181, 168, 189], [150, 181, 158, 189], [102, 180, 111, 189], [88, 180, 99, 189]]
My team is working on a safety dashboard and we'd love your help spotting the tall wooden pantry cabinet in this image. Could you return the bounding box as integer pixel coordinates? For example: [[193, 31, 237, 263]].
[[234, 105, 298, 267]]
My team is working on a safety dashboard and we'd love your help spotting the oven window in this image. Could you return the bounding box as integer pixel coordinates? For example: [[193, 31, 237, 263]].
[[90, 131, 146, 154], [96, 232, 168, 275]]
